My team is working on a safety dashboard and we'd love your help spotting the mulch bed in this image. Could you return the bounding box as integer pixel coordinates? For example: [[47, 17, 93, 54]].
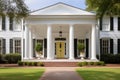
[[0, 64, 120, 67]]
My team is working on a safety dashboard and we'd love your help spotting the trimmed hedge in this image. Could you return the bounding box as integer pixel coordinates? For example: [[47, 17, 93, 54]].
[[18, 61, 44, 67], [77, 61, 105, 67], [100, 54, 120, 64], [0, 53, 21, 64]]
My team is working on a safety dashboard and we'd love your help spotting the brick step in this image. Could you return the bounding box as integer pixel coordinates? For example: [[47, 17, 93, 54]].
[[43, 62, 78, 67]]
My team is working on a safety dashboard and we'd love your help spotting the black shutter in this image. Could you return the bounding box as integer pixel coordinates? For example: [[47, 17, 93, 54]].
[[118, 39, 120, 54], [110, 39, 113, 54], [74, 39, 77, 58], [100, 17, 102, 30], [10, 39, 13, 53], [9, 17, 13, 30], [110, 17, 113, 31], [118, 17, 120, 30], [86, 39, 89, 58], [2, 16, 6, 30], [33, 39, 36, 57], [2, 39, 6, 54], [23, 39, 25, 57], [23, 20, 25, 30], [100, 39, 102, 54], [44, 38, 47, 57]]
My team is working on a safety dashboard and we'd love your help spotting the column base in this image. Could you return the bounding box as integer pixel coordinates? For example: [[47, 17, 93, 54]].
[[90, 58, 99, 61], [69, 58, 74, 60], [23, 57, 28, 60]]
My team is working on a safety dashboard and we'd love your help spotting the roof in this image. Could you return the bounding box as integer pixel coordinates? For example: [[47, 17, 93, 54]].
[[30, 2, 96, 16]]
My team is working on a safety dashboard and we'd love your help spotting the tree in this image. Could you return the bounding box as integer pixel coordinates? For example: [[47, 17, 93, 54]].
[[0, 0, 29, 19], [86, 0, 120, 18]]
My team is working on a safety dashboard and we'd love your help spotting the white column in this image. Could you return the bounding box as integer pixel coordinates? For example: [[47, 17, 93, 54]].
[[29, 29, 33, 59], [24, 25, 29, 59], [6, 16, 10, 54], [21, 19, 24, 61], [47, 25, 53, 59], [69, 24, 74, 59], [91, 24, 97, 60]]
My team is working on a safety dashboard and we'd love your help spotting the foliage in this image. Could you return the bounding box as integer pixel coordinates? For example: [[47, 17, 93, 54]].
[[35, 43, 43, 52], [77, 61, 105, 67], [0, 68, 45, 80], [100, 53, 120, 64], [18, 61, 44, 67], [77, 42, 85, 52], [4, 53, 21, 63], [0, 53, 21, 64], [0, 0, 29, 19], [86, 0, 120, 17], [0, 54, 7, 63]]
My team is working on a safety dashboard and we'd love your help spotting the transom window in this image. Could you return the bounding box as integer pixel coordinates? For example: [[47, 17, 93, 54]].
[[78, 39, 85, 45], [14, 39, 21, 54], [101, 39, 110, 54]]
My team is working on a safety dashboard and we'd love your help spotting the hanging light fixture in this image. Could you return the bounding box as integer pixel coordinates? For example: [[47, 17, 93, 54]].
[[59, 26, 62, 37]]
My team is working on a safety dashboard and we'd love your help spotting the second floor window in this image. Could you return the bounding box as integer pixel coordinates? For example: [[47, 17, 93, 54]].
[[100, 17, 114, 31], [9, 17, 21, 31]]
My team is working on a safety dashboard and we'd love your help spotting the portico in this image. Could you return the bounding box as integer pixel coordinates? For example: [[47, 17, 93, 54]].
[[22, 3, 98, 61]]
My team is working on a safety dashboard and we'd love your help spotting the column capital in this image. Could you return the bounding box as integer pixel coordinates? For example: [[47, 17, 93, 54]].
[[47, 24, 52, 26], [69, 24, 74, 26]]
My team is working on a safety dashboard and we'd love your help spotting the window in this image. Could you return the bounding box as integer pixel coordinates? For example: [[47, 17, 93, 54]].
[[0, 39, 6, 54], [101, 17, 114, 31], [10, 39, 21, 54], [101, 39, 110, 54], [78, 39, 85, 45], [2, 16, 6, 30], [9, 17, 13, 30], [9, 17, 21, 31], [0, 16, 6, 31], [14, 39, 21, 54]]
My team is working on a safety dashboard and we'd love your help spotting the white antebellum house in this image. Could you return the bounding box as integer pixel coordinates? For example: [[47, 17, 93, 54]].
[[0, 3, 120, 61]]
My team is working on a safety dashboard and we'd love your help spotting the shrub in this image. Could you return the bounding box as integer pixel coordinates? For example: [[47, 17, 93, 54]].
[[77, 62, 83, 67], [18, 61, 23, 66], [100, 54, 120, 64], [82, 62, 88, 66], [4, 53, 21, 64], [0, 54, 7, 63], [89, 62, 94, 65], [37, 62, 44, 66], [34, 62, 38, 66], [18, 62, 44, 66]]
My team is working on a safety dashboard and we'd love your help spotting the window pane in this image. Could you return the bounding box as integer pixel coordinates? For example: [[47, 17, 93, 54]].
[[14, 40, 21, 54]]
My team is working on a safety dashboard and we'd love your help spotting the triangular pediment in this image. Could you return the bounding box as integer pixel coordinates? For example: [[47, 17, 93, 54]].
[[31, 2, 95, 15]]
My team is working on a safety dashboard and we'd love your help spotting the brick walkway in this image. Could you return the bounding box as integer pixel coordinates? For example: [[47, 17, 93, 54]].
[[39, 67, 83, 80]]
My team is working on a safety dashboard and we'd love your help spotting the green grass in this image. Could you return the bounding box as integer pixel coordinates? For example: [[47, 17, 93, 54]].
[[76, 68, 120, 80], [0, 68, 45, 80]]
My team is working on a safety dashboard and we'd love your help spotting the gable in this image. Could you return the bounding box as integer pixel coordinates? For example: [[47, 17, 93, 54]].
[[31, 3, 95, 16]]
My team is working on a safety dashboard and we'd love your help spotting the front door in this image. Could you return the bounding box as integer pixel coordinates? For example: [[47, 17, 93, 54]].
[[55, 42, 65, 58]]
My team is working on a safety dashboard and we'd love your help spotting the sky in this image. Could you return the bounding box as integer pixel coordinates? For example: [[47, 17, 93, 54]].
[[25, 0, 86, 11]]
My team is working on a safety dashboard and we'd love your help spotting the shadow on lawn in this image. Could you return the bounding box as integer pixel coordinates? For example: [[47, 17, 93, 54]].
[[0, 71, 44, 80], [77, 70, 120, 80]]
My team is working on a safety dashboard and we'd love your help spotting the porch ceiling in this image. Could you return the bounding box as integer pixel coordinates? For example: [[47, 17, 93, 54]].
[[30, 24, 91, 38]]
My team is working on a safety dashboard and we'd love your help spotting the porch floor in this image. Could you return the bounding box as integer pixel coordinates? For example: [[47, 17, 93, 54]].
[[23, 59, 99, 62]]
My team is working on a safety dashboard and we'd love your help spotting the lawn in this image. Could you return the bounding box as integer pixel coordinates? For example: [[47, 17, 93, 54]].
[[0, 68, 45, 80], [77, 68, 120, 80]]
